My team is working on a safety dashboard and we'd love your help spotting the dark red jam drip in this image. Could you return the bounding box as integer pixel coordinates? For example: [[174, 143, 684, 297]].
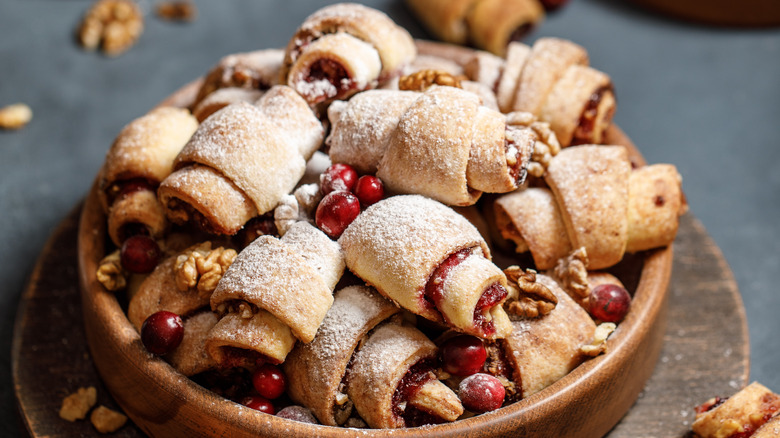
[[391, 359, 442, 427], [505, 126, 531, 187], [473, 283, 508, 337], [572, 85, 613, 146], [424, 248, 508, 337]]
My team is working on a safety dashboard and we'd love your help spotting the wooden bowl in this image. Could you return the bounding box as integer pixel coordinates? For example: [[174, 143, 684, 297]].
[[77, 41, 673, 438], [629, 0, 780, 27]]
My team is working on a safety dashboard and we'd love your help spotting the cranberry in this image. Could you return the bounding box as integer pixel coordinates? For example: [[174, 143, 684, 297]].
[[354, 175, 385, 207], [320, 163, 358, 196], [440, 335, 487, 376], [120, 234, 161, 274], [251, 364, 287, 400], [315, 191, 360, 239], [242, 395, 275, 415], [276, 405, 318, 424], [458, 373, 505, 413], [140, 311, 184, 355], [539, 0, 569, 12], [588, 284, 631, 323]]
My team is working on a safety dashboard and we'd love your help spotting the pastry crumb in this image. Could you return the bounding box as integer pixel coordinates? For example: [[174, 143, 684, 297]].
[[580, 322, 616, 356], [59, 386, 97, 422], [0, 103, 32, 130], [90, 405, 128, 433]]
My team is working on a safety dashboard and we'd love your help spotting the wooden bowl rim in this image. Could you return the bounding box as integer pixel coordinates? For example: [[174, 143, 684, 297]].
[[77, 40, 673, 437]]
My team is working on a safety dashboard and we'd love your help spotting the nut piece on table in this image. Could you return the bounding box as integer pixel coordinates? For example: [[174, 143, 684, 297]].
[[0, 103, 32, 130], [90, 405, 128, 433], [156, 1, 198, 22], [59, 386, 97, 422], [77, 0, 144, 57]]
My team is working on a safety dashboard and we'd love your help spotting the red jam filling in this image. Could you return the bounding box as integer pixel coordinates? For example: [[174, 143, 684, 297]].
[[572, 85, 614, 145], [424, 248, 508, 336], [305, 58, 357, 103], [504, 127, 531, 187], [391, 359, 443, 427]]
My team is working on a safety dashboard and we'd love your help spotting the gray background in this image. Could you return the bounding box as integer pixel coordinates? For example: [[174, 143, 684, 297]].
[[1, 0, 778, 435]]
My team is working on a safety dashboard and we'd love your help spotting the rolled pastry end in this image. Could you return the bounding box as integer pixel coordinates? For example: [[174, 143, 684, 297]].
[[286, 33, 381, 106], [426, 248, 512, 339], [541, 65, 615, 147], [191, 87, 265, 123], [107, 187, 167, 246], [204, 309, 297, 366], [626, 164, 685, 253], [158, 164, 257, 235], [466, 0, 545, 57]]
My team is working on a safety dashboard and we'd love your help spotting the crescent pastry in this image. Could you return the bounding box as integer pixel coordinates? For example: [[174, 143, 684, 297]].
[[327, 86, 534, 206], [692, 382, 780, 438], [339, 195, 512, 339], [206, 222, 344, 366], [158, 86, 324, 235], [191, 87, 265, 123], [494, 146, 684, 270], [280, 3, 416, 105], [498, 274, 596, 398], [192, 49, 283, 109], [166, 311, 219, 377], [284, 286, 401, 426], [405, 0, 544, 56], [98, 107, 198, 246], [347, 321, 463, 428]]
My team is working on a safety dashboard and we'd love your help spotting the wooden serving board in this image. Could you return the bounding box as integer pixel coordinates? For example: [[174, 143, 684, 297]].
[[11, 206, 748, 437]]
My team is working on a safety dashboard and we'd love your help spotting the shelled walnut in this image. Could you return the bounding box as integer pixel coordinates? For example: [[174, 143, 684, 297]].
[[77, 0, 144, 57], [174, 242, 237, 297], [399, 69, 463, 91]]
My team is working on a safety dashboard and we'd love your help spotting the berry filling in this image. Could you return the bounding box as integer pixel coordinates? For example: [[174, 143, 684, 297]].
[[304, 58, 357, 104], [105, 178, 155, 206], [572, 85, 614, 145], [218, 346, 274, 369], [424, 248, 508, 336], [391, 359, 442, 427]]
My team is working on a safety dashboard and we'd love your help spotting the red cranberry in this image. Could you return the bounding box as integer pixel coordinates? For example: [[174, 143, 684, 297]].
[[120, 234, 161, 274], [440, 335, 487, 377], [588, 283, 631, 323], [276, 405, 318, 424], [320, 163, 358, 195], [315, 191, 360, 239], [251, 364, 286, 400], [354, 175, 385, 207], [540, 0, 569, 12], [140, 311, 184, 355], [242, 395, 275, 415], [458, 373, 505, 413]]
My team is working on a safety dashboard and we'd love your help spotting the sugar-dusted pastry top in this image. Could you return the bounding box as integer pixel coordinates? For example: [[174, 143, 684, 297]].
[[89, 2, 685, 431]]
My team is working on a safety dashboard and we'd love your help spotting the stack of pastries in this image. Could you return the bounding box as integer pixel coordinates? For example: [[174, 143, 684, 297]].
[[92, 2, 687, 430]]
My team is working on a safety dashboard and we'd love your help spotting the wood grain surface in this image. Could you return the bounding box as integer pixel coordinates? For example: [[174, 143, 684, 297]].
[[12, 207, 747, 437]]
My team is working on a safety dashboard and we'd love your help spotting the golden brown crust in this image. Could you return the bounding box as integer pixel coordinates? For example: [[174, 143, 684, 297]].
[[166, 311, 218, 376], [107, 189, 167, 246], [98, 106, 198, 211], [283, 286, 401, 426], [192, 49, 283, 108], [501, 274, 596, 398], [466, 0, 544, 57], [626, 164, 685, 253], [191, 87, 264, 123], [280, 3, 415, 102], [545, 145, 631, 270], [404, 0, 474, 44], [692, 382, 780, 438]]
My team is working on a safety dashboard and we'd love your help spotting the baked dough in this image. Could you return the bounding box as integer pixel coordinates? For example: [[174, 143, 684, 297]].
[[326, 86, 534, 206], [494, 145, 685, 270], [405, 0, 544, 56], [98, 107, 198, 246], [206, 222, 344, 365], [280, 3, 416, 106], [466, 38, 616, 146], [692, 382, 780, 438], [339, 195, 512, 339], [192, 49, 283, 109], [158, 86, 324, 235]]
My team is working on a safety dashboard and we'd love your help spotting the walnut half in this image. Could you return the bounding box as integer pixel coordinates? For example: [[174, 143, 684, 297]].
[[174, 242, 237, 297], [96, 250, 127, 291], [399, 69, 463, 91], [503, 266, 557, 318], [77, 0, 144, 57], [553, 247, 589, 301]]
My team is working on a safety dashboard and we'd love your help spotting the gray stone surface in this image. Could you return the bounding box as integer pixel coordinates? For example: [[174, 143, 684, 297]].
[[1, 0, 778, 435]]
